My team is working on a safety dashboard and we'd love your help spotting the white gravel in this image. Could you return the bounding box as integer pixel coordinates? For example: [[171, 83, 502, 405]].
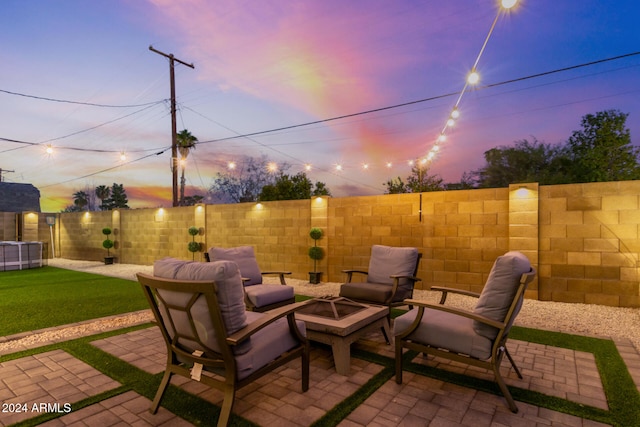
[[1, 258, 637, 354]]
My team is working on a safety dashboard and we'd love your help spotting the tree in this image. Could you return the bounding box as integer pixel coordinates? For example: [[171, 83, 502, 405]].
[[474, 138, 568, 187], [106, 183, 129, 209], [259, 172, 331, 201], [177, 129, 198, 205], [182, 195, 205, 206], [384, 164, 444, 194], [72, 191, 88, 211], [95, 185, 111, 211], [470, 110, 638, 188], [565, 110, 640, 183], [209, 156, 289, 203]]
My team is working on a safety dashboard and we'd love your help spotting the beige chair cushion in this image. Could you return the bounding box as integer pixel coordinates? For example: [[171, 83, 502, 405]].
[[369, 245, 419, 302], [208, 246, 262, 285], [153, 258, 250, 354], [473, 251, 531, 339]]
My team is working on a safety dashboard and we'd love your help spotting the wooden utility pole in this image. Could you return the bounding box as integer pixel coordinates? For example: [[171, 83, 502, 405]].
[[149, 45, 194, 207]]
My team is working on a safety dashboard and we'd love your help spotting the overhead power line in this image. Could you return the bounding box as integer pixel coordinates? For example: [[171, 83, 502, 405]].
[[0, 88, 166, 108], [195, 50, 640, 146]]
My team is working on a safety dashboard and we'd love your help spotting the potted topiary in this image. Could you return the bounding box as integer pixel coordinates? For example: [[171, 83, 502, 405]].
[[102, 227, 114, 264], [187, 226, 201, 260], [308, 227, 324, 284]]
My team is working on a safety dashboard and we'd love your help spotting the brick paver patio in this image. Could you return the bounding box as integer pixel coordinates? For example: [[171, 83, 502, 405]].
[[2, 317, 639, 426]]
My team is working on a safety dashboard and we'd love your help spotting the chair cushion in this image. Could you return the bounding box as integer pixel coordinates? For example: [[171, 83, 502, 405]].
[[394, 308, 493, 360], [339, 282, 392, 304], [473, 251, 531, 339], [208, 246, 263, 286], [367, 245, 419, 301], [153, 258, 250, 354], [244, 284, 295, 308], [234, 312, 307, 380]]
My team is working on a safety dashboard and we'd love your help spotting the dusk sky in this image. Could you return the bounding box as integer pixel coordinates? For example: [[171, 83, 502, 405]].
[[2, 0, 639, 212]]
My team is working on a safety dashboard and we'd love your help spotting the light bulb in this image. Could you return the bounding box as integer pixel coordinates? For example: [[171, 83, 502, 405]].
[[467, 71, 480, 85], [501, 0, 518, 9]]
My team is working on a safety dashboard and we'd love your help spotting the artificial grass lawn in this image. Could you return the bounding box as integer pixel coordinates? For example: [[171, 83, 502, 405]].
[[0, 266, 148, 337]]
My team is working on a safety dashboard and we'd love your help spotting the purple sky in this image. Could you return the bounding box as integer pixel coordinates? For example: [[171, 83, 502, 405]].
[[1, 0, 639, 211]]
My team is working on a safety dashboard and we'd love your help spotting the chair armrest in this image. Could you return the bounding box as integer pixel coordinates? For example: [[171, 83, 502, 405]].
[[226, 300, 312, 345], [342, 269, 368, 283], [261, 271, 292, 285], [401, 299, 505, 330], [390, 274, 421, 283], [431, 286, 480, 304]]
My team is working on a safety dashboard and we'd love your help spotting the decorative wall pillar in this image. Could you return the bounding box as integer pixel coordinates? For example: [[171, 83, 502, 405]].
[[508, 183, 539, 299]]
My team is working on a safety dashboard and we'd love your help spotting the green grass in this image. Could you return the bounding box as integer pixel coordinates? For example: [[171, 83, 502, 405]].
[[0, 266, 148, 336]]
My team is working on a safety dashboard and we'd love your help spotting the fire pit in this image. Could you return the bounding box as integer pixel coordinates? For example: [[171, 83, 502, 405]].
[[296, 297, 367, 320]]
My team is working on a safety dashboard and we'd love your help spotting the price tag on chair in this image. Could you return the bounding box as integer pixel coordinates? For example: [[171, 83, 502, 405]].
[[191, 350, 204, 381]]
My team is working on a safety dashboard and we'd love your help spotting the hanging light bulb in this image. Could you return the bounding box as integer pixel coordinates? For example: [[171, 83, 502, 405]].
[[305, 163, 312, 171], [438, 134, 447, 143], [45, 144, 53, 154], [450, 108, 460, 119], [119, 152, 127, 161], [467, 70, 480, 85], [447, 118, 455, 127], [335, 164, 343, 171], [501, 0, 518, 9], [267, 162, 278, 172], [227, 161, 236, 170], [386, 162, 393, 168]]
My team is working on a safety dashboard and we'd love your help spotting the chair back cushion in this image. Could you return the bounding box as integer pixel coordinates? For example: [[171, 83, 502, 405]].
[[473, 251, 531, 339], [208, 246, 262, 286], [367, 245, 419, 292], [153, 258, 250, 354]]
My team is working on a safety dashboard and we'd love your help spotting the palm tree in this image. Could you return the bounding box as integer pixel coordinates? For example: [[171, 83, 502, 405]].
[[72, 191, 88, 211], [95, 185, 111, 210], [177, 129, 198, 205]]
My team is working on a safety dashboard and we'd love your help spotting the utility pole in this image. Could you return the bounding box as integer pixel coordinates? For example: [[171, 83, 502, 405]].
[[149, 45, 194, 207]]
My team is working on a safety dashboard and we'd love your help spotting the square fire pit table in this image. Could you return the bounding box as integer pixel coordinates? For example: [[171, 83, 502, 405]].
[[295, 297, 390, 375]]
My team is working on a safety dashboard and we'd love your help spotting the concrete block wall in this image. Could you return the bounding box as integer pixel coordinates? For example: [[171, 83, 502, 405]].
[[9, 180, 640, 307], [539, 181, 640, 307], [205, 198, 322, 280]]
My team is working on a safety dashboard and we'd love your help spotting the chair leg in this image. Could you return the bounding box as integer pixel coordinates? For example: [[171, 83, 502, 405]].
[[493, 365, 518, 413], [150, 370, 172, 414], [504, 347, 523, 379], [302, 344, 310, 392], [395, 341, 404, 384], [217, 386, 236, 427]]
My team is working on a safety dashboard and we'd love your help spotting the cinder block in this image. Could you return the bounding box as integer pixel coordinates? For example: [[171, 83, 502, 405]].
[[584, 293, 619, 307], [602, 195, 638, 211]]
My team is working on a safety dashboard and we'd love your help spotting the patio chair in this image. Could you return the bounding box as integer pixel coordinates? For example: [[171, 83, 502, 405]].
[[394, 251, 536, 413], [338, 245, 422, 338], [137, 259, 309, 427], [206, 246, 294, 312]]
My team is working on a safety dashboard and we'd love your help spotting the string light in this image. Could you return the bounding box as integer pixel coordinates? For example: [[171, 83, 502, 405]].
[[227, 161, 236, 170], [45, 144, 53, 155], [423, 0, 519, 166], [119, 152, 127, 161]]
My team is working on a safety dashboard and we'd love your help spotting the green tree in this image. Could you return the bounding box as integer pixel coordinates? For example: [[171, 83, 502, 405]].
[[95, 185, 111, 211], [209, 155, 288, 203], [72, 191, 88, 211], [566, 109, 640, 183], [475, 138, 568, 187], [384, 164, 444, 193], [471, 110, 638, 188], [259, 172, 331, 201], [106, 183, 129, 209], [177, 129, 198, 206]]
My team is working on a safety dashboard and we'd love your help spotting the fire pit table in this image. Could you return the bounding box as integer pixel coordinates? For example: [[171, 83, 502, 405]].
[[295, 297, 390, 375]]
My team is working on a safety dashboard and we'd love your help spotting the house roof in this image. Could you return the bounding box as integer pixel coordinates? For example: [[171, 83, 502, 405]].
[[0, 182, 41, 213]]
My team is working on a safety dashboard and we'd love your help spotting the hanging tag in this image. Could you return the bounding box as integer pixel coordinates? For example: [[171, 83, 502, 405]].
[[191, 350, 204, 381]]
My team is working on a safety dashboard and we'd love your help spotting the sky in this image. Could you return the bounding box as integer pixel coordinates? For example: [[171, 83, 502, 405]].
[[1, 0, 639, 212]]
